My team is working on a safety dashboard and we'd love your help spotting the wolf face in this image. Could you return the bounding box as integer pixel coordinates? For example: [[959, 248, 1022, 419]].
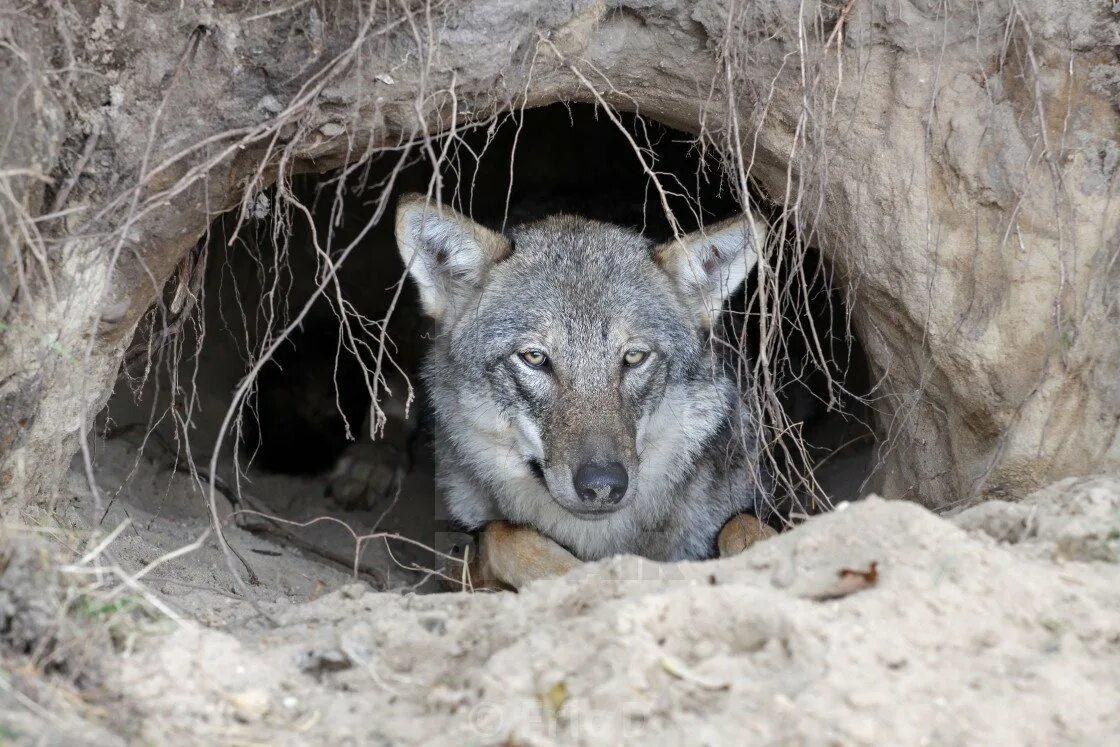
[[396, 194, 766, 560]]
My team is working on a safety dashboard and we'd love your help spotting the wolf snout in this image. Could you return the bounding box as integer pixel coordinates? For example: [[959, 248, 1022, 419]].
[[573, 461, 629, 507]]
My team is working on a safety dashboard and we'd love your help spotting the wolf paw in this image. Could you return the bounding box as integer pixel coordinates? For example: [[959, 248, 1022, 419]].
[[473, 521, 583, 591], [717, 514, 777, 558], [326, 441, 408, 510]]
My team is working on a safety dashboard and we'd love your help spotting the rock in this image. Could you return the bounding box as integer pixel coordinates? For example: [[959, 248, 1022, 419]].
[[228, 689, 270, 723]]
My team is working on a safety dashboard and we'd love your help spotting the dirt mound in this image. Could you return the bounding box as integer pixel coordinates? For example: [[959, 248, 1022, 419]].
[[5, 476, 1102, 745]]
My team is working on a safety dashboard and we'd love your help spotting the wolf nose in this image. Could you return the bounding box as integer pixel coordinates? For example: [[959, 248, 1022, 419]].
[[573, 462, 629, 505]]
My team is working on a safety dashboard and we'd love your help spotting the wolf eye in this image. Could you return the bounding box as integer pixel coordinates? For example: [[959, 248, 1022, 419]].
[[622, 349, 649, 367], [518, 349, 549, 368]]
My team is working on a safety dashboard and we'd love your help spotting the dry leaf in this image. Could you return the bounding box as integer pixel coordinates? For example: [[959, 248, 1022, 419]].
[[807, 561, 879, 601], [307, 579, 327, 602], [538, 681, 568, 720]]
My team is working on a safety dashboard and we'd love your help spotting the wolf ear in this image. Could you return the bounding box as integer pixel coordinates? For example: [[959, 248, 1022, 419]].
[[653, 215, 766, 328], [395, 195, 512, 321]]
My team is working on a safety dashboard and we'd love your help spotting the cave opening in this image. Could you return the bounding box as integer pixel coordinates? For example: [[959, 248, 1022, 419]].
[[90, 103, 874, 595]]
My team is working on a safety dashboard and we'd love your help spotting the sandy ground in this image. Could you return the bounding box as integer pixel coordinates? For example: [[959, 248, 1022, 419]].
[[3, 433, 1119, 744]]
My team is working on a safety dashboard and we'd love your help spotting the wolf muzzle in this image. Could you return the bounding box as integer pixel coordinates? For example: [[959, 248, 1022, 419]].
[[572, 461, 628, 512]]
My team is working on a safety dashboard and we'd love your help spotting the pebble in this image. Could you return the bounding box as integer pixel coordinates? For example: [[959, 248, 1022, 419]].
[[229, 689, 270, 723]]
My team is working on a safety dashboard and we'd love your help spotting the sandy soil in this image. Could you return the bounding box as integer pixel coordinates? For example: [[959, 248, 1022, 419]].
[[3, 436, 1118, 744]]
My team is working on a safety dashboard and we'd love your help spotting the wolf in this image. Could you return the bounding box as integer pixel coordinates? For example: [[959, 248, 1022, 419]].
[[392, 194, 774, 589]]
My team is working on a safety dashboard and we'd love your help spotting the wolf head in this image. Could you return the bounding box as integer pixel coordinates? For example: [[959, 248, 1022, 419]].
[[396, 194, 764, 528]]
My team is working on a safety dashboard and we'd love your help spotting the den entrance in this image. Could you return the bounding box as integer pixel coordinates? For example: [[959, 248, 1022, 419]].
[[88, 103, 873, 599]]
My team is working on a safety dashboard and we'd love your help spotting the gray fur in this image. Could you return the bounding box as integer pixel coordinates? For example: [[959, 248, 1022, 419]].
[[396, 195, 767, 562]]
